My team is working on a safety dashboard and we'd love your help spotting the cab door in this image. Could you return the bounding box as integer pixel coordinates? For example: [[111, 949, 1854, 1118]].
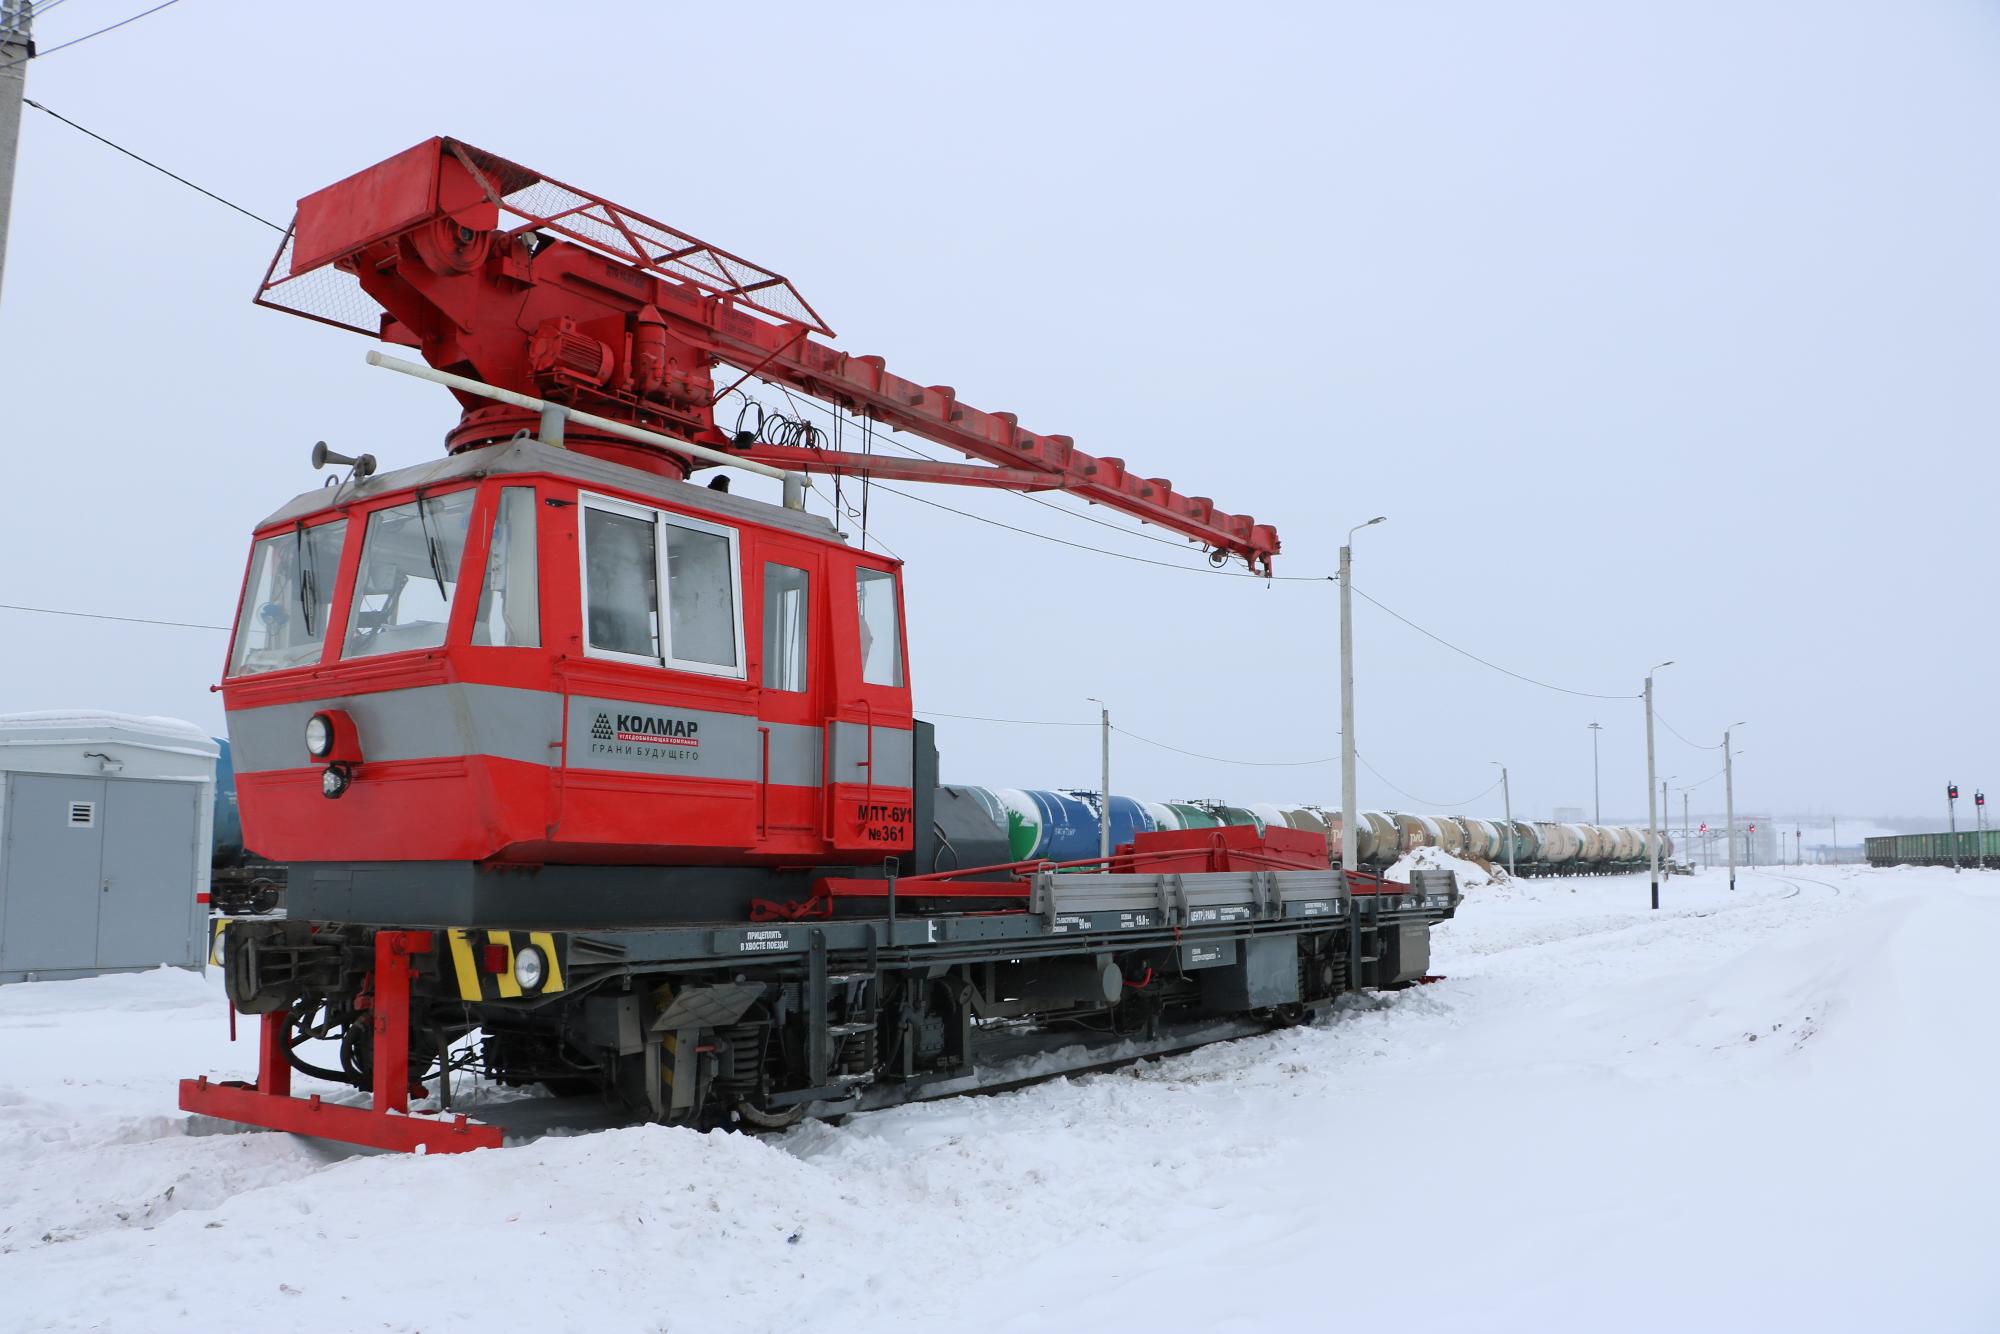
[[825, 555, 915, 857], [752, 539, 828, 852]]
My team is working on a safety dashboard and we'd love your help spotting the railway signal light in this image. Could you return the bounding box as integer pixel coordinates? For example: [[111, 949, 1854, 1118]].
[[1978, 792, 1986, 808], [1949, 784, 1959, 801]]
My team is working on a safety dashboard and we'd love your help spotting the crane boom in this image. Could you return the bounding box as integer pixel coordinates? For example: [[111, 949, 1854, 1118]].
[[259, 137, 1279, 572]]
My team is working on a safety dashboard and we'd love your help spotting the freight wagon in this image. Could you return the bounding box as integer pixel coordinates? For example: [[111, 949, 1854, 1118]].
[[1865, 830, 2000, 868]]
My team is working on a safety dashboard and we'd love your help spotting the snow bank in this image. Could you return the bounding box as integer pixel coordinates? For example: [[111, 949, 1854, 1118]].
[[1385, 842, 1501, 888], [4, 867, 1999, 1332]]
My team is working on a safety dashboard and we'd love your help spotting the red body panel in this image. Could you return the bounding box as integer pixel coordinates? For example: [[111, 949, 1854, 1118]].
[[1114, 825, 1331, 873]]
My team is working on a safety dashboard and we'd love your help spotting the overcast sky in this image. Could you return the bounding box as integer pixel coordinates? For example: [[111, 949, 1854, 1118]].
[[2, 1, 1994, 827]]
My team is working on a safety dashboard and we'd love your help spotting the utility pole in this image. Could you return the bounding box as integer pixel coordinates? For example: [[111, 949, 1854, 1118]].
[[1831, 815, 1837, 866], [1661, 777, 1674, 878], [1338, 516, 1385, 874], [1979, 791, 1989, 869], [1087, 697, 1111, 864], [1724, 721, 1745, 893], [1494, 762, 1514, 878], [1587, 721, 1603, 824], [1682, 790, 1690, 873], [1645, 661, 1672, 910], [1948, 783, 1960, 873], [0, 0, 32, 304]]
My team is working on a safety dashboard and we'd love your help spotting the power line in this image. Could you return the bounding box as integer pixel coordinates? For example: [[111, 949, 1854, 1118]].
[[1670, 763, 1730, 794], [1, 600, 227, 631], [1, 0, 181, 69], [0, 114, 1660, 713], [1356, 753, 1504, 809], [801, 475, 903, 562], [22, 99, 282, 230], [872, 479, 1316, 578], [1114, 724, 1336, 768], [915, 709, 1094, 728], [1347, 584, 1638, 701], [1654, 711, 1722, 750]]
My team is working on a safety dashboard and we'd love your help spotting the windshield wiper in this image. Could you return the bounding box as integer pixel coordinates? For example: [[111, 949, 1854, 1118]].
[[295, 521, 319, 635], [414, 492, 450, 601]]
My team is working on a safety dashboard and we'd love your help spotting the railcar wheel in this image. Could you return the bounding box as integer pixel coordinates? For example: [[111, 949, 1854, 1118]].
[[734, 1097, 808, 1130]]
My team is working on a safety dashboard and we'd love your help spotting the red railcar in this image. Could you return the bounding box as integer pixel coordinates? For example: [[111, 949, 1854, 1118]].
[[183, 140, 1457, 1154]]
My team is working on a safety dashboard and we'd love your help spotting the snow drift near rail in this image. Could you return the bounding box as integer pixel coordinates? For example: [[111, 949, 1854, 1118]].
[[3, 869, 1999, 1333]]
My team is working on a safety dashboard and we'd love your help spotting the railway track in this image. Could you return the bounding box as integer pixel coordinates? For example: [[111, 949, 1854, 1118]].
[[462, 1002, 1347, 1143], [1741, 869, 1845, 902]]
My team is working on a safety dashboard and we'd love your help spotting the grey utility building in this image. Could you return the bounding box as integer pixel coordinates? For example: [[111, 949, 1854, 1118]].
[[0, 711, 217, 983]]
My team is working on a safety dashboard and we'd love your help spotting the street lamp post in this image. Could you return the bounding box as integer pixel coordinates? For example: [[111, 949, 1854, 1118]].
[[1338, 516, 1386, 874], [1493, 761, 1514, 879], [1645, 661, 1673, 910], [1587, 722, 1603, 824], [1723, 722, 1746, 893]]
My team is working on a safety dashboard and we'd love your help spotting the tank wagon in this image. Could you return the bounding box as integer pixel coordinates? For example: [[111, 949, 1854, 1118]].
[[209, 739, 283, 915], [181, 139, 1460, 1155], [946, 795, 1671, 878], [1866, 831, 2000, 868]]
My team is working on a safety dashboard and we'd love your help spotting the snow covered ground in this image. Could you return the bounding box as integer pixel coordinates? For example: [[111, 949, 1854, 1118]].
[[3, 864, 1996, 1333]]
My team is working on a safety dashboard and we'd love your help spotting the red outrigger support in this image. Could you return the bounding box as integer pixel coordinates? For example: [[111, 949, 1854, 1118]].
[[180, 930, 502, 1155]]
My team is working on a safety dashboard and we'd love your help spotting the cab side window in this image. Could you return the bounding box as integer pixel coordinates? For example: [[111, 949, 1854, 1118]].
[[580, 493, 744, 678], [762, 563, 810, 692], [583, 505, 659, 659], [474, 487, 540, 647], [855, 567, 904, 688], [663, 521, 738, 672]]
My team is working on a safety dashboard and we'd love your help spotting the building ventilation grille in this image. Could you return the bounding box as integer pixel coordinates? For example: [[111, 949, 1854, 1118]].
[[68, 801, 96, 828]]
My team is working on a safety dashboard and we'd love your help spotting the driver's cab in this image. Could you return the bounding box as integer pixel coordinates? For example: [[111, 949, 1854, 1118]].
[[220, 439, 914, 870]]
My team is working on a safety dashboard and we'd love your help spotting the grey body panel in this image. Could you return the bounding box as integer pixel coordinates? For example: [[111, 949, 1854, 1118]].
[[278, 858, 1457, 955], [229, 683, 561, 774], [1200, 934, 1303, 1010], [232, 682, 894, 793], [256, 438, 841, 544], [828, 722, 914, 788]]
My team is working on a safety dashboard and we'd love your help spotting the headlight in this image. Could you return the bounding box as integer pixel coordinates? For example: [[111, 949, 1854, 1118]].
[[305, 713, 333, 758], [513, 944, 547, 992], [321, 763, 351, 799]]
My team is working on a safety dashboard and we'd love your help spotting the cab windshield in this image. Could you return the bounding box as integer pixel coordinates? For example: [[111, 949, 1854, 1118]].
[[228, 518, 350, 677], [344, 490, 476, 658]]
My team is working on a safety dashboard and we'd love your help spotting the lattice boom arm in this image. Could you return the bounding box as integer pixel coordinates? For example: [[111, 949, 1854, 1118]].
[[256, 137, 1280, 572], [721, 332, 1279, 571]]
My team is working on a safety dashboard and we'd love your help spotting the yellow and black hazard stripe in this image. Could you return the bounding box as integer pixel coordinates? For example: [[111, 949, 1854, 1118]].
[[444, 929, 566, 1002]]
